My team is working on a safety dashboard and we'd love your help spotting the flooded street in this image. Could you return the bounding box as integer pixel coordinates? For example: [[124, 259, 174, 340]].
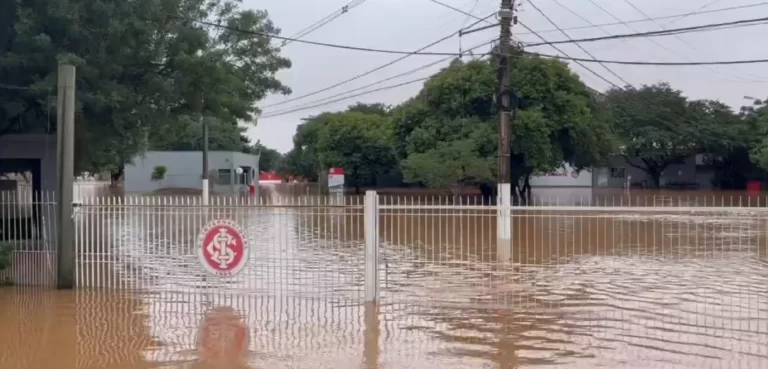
[[1, 186, 767, 368]]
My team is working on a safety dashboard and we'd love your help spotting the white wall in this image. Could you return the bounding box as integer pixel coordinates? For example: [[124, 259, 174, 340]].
[[529, 163, 593, 187]]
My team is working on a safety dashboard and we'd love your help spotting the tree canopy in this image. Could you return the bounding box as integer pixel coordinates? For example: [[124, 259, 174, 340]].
[[280, 54, 768, 193], [1, 0, 289, 174], [600, 83, 766, 188]]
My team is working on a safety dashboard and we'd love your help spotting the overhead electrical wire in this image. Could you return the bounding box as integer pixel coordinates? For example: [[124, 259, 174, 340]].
[[195, 15, 768, 67], [662, 0, 724, 27], [618, 0, 766, 82], [525, 0, 628, 87], [520, 1, 768, 35], [259, 48, 768, 119], [427, 0, 622, 88], [260, 45, 494, 119], [195, 18, 487, 56], [526, 51, 768, 66], [258, 11, 497, 109], [524, 16, 768, 47], [260, 39, 496, 116], [427, 0, 493, 24], [280, 0, 370, 47], [259, 77, 430, 119]]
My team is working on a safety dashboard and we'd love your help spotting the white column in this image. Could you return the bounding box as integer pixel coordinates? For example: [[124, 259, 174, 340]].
[[363, 190, 380, 303], [497, 183, 512, 262], [201, 179, 209, 206]]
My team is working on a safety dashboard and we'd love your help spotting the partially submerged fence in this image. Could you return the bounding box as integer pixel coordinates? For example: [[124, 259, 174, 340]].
[[1, 191, 766, 300]]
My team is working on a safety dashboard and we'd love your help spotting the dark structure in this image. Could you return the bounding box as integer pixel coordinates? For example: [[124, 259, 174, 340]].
[[0, 134, 57, 242]]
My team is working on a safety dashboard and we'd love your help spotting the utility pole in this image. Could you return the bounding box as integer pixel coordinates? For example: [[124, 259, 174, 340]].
[[56, 64, 76, 289], [201, 112, 210, 205], [496, 0, 514, 262]]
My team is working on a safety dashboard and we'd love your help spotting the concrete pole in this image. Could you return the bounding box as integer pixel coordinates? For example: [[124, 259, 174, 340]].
[[496, 0, 515, 262], [56, 64, 76, 289], [201, 114, 210, 205]]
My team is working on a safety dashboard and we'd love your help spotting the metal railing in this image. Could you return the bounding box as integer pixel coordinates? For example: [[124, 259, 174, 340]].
[[3, 191, 767, 301], [73, 195, 367, 302], [0, 190, 57, 286], [2, 189, 766, 366]]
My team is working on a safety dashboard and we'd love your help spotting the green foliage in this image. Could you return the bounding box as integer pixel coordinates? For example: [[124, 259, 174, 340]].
[[600, 83, 759, 187], [151, 165, 167, 182], [396, 57, 610, 193], [402, 126, 495, 189], [249, 141, 284, 173], [1, 0, 291, 174], [746, 101, 768, 170], [0, 242, 13, 272], [280, 55, 765, 192], [347, 102, 390, 116], [316, 111, 397, 192]]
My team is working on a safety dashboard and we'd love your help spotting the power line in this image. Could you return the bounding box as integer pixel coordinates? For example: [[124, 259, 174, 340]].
[[520, 1, 768, 35], [259, 77, 430, 119], [618, 0, 766, 82], [527, 0, 630, 86], [524, 16, 768, 47], [427, 0, 621, 89], [260, 51, 495, 119], [427, 0, 494, 24], [260, 39, 496, 116], [663, 0, 724, 27], [258, 12, 496, 109], [258, 49, 768, 119], [194, 18, 486, 56], [517, 22, 620, 89], [528, 51, 768, 66], [281, 0, 370, 47]]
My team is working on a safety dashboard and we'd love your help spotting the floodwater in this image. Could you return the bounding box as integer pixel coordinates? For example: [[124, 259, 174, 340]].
[[1, 185, 768, 368]]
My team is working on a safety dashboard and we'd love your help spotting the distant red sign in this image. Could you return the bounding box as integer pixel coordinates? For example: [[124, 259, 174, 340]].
[[329, 167, 345, 175], [259, 171, 282, 182], [197, 219, 249, 277]]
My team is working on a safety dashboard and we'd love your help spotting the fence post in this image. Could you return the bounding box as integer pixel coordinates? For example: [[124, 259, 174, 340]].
[[364, 190, 380, 303], [497, 185, 512, 261]]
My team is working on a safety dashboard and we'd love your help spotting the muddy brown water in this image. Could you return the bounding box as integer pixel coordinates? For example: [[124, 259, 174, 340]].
[[1, 185, 768, 368]]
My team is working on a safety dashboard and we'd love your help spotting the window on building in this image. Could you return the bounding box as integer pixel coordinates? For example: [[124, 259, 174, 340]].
[[610, 167, 626, 178], [217, 169, 231, 185]]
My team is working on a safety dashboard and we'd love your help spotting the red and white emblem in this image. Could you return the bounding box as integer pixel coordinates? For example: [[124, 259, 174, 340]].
[[197, 219, 249, 277]]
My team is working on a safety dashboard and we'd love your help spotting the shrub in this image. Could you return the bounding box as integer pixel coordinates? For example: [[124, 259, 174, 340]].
[[0, 242, 13, 271], [151, 165, 168, 187]]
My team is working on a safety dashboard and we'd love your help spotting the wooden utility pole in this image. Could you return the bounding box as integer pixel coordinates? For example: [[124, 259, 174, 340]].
[[496, 0, 514, 261]]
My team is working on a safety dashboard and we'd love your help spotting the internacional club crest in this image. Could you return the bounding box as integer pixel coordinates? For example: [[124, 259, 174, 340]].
[[198, 219, 249, 277]]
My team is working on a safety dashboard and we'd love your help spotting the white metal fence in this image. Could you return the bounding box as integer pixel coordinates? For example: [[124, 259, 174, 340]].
[[3, 189, 767, 367], [0, 191, 57, 286], [2, 191, 767, 294], [74, 195, 368, 303]]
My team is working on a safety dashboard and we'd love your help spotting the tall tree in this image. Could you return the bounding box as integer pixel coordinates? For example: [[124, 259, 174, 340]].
[[396, 57, 611, 202], [316, 111, 397, 193], [601, 83, 701, 188], [1, 0, 291, 175]]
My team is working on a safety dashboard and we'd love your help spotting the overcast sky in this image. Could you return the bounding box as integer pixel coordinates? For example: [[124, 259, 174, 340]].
[[243, 0, 768, 153]]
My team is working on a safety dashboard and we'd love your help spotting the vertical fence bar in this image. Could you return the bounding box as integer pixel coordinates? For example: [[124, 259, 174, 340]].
[[364, 190, 379, 303]]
